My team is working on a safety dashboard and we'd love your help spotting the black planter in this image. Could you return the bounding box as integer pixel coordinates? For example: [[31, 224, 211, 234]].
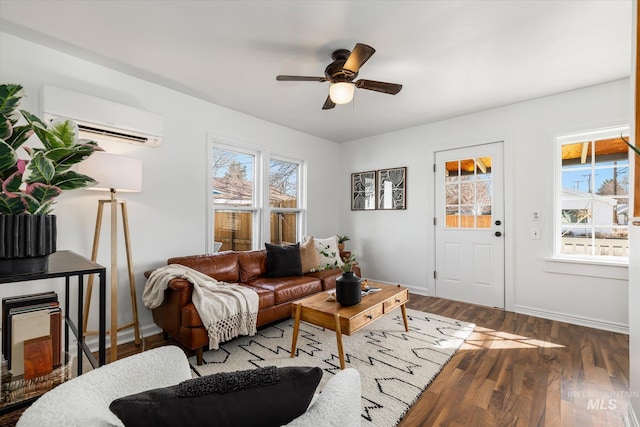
[[335, 271, 362, 306], [0, 214, 57, 275]]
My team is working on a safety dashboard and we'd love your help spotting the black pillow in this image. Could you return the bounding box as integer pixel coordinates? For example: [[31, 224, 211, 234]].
[[109, 366, 323, 427], [265, 243, 302, 278]]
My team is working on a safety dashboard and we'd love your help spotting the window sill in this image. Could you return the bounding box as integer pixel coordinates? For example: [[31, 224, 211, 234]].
[[544, 257, 628, 281]]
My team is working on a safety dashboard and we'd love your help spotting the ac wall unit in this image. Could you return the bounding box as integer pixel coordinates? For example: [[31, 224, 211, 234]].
[[41, 85, 164, 147]]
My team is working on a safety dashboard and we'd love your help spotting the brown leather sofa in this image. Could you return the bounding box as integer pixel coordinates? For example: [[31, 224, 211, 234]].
[[147, 250, 361, 365]]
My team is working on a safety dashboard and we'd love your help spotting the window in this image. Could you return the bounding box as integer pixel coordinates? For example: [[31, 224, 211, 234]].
[[208, 141, 306, 253], [556, 126, 630, 260], [269, 158, 302, 245], [210, 147, 258, 252], [445, 157, 493, 229]]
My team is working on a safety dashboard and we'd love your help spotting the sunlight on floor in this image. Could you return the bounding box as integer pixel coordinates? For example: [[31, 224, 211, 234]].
[[460, 326, 566, 350]]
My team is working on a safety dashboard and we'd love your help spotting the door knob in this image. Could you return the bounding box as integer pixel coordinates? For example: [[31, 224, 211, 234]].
[[495, 220, 502, 226], [495, 231, 502, 237]]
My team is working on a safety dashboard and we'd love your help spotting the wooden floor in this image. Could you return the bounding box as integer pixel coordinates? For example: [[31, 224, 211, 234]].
[[115, 294, 630, 427]]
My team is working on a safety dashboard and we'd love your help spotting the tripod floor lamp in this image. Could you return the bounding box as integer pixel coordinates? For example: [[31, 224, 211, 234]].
[[78, 152, 142, 362]]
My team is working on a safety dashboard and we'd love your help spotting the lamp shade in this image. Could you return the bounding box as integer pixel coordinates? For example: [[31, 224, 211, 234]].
[[329, 82, 355, 104], [77, 152, 142, 192]]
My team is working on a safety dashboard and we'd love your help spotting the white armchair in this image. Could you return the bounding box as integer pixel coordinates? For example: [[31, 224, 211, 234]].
[[17, 345, 361, 427]]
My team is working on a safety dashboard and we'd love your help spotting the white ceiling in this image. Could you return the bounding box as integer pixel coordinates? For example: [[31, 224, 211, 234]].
[[0, 0, 632, 143]]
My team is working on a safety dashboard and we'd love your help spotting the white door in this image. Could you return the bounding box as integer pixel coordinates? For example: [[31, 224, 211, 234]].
[[434, 142, 505, 308]]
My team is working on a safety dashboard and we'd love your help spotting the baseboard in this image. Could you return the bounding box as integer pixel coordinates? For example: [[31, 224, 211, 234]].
[[514, 305, 629, 334], [368, 279, 431, 298], [74, 322, 162, 353], [391, 284, 629, 334]]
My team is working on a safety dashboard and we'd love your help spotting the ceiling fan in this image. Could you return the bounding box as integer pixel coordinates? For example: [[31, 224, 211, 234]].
[[276, 43, 403, 110]]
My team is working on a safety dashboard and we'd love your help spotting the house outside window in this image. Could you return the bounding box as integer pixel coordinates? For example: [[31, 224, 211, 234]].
[[269, 158, 302, 245], [208, 143, 306, 253], [210, 146, 259, 252], [556, 126, 630, 260]]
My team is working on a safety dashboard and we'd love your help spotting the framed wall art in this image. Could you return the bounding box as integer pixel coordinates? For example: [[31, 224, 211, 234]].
[[351, 171, 376, 210], [377, 167, 407, 210]]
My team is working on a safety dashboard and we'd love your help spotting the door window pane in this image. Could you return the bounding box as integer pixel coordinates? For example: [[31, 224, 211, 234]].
[[444, 156, 493, 229]]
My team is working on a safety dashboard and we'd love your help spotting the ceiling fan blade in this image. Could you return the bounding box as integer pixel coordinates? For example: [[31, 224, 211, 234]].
[[343, 43, 376, 75], [276, 75, 326, 82], [322, 96, 336, 110], [355, 79, 402, 95]]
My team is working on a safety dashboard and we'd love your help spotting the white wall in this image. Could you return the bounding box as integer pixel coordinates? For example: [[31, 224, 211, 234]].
[[341, 79, 631, 332], [0, 32, 340, 344]]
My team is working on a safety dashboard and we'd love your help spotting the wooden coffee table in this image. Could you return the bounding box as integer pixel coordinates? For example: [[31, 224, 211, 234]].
[[290, 282, 409, 369]]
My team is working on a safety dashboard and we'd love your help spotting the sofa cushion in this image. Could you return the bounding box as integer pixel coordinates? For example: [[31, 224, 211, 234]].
[[265, 243, 302, 278], [246, 276, 322, 305], [238, 250, 267, 282], [303, 235, 343, 269], [109, 366, 322, 427], [168, 252, 240, 283], [299, 237, 320, 273]]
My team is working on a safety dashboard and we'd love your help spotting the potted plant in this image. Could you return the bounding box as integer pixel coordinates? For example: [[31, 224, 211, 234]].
[[337, 234, 350, 252], [0, 83, 102, 275], [335, 253, 361, 306]]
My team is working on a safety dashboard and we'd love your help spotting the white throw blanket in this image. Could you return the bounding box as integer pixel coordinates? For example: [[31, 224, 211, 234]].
[[143, 264, 259, 349]]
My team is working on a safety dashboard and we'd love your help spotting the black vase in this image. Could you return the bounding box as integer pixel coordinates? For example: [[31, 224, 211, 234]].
[[335, 271, 362, 306], [0, 214, 57, 275]]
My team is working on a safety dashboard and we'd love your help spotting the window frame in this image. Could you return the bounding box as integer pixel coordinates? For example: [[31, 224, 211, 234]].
[[207, 137, 307, 253], [554, 125, 631, 263]]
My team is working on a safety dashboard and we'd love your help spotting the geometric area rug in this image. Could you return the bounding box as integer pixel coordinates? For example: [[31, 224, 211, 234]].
[[188, 308, 475, 427]]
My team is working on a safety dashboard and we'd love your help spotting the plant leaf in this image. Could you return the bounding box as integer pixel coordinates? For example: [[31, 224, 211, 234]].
[[0, 193, 28, 214], [0, 115, 12, 140], [47, 118, 79, 148], [5, 124, 33, 150], [25, 151, 55, 184], [1, 169, 23, 192], [51, 170, 96, 190], [0, 139, 18, 176], [45, 142, 102, 167], [25, 182, 61, 205], [0, 84, 24, 120], [20, 110, 65, 150]]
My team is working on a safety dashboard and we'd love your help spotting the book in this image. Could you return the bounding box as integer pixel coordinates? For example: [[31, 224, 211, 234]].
[[361, 287, 381, 296], [2, 292, 58, 366], [23, 335, 53, 380], [50, 308, 62, 368], [11, 309, 51, 376], [5, 301, 60, 370]]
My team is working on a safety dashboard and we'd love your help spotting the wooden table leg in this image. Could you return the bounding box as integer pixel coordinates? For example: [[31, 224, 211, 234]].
[[401, 304, 409, 332], [290, 304, 301, 358], [334, 313, 345, 370]]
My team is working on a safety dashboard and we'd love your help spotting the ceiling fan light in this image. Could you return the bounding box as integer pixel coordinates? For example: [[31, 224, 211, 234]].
[[329, 82, 355, 104]]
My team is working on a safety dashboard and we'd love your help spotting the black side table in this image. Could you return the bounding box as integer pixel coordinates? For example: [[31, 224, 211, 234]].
[[0, 250, 106, 373]]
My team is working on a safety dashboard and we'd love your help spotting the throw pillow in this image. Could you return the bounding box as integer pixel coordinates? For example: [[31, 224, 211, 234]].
[[264, 243, 302, 278], [303, 235, 343, 269], [109, 366, 323, 427], [299, 237, 320, 273]]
